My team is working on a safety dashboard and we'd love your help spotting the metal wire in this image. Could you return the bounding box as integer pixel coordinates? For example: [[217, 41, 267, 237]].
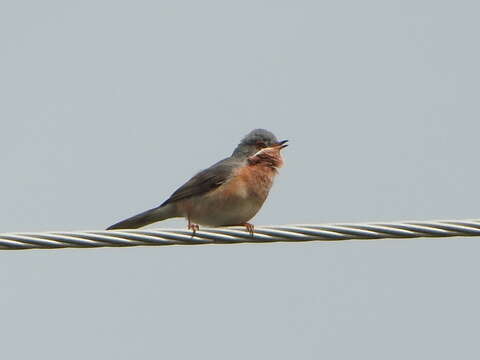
[[1, 219, 480, 250]]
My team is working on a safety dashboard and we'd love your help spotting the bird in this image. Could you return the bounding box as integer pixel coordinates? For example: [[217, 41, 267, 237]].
[[107, 129, 288, 234]]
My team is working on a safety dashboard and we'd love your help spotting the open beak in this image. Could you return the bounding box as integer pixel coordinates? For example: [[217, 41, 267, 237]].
[[274, 140, 289, 149]]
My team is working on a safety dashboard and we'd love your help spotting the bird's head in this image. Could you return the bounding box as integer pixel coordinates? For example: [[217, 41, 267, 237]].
[[232, 129, 288, 159]]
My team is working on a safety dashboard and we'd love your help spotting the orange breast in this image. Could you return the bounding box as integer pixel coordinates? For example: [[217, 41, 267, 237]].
[[174, 161, 280, 226], [233, 163, 276, 201]]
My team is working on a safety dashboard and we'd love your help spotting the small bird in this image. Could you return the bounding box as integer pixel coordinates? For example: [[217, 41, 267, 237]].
[[107, 129, 288, 233]]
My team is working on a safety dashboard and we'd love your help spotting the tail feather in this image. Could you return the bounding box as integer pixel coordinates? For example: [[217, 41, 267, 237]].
[[107, 204, 176, 230]]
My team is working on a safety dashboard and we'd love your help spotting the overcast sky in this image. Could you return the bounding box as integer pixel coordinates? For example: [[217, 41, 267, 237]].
[[1, 1, 480, 359]]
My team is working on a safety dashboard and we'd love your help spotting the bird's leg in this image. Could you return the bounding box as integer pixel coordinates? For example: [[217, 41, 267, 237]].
[[187, 217, 200, 237], [241, 222, 255, 237]]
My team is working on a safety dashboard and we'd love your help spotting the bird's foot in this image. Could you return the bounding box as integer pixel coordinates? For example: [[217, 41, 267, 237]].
[[241, 223, 255, 237], [188, 222, 200, 237]]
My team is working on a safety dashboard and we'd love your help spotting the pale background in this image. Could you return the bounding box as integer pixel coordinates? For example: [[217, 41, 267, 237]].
[[1, 1, 479, 359]]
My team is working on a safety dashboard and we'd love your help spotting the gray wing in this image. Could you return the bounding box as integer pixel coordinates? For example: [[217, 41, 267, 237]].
[[160, 157, 240, 206]]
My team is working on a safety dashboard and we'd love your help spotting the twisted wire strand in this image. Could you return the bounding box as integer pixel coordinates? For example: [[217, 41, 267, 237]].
[[1, 219, 480, 250]]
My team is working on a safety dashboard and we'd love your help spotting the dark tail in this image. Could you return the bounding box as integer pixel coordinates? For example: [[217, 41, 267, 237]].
[[106, 204, 176, 230]]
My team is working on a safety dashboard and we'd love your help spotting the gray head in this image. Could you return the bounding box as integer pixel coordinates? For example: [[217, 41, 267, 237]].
[[232, 129, 288, 158]]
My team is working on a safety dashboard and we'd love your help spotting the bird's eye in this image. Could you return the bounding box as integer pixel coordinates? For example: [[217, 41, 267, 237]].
[[256, 141, 266, 148]]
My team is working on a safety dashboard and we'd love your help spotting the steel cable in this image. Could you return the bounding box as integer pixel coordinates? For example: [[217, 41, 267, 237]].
[[1, 219, 479, 250]]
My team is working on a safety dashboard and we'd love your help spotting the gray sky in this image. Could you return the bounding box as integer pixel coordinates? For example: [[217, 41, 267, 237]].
[[1, 1, 480, 359]]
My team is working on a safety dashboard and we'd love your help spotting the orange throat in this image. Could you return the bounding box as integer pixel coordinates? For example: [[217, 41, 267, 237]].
[[247, 147, 284, 170]]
